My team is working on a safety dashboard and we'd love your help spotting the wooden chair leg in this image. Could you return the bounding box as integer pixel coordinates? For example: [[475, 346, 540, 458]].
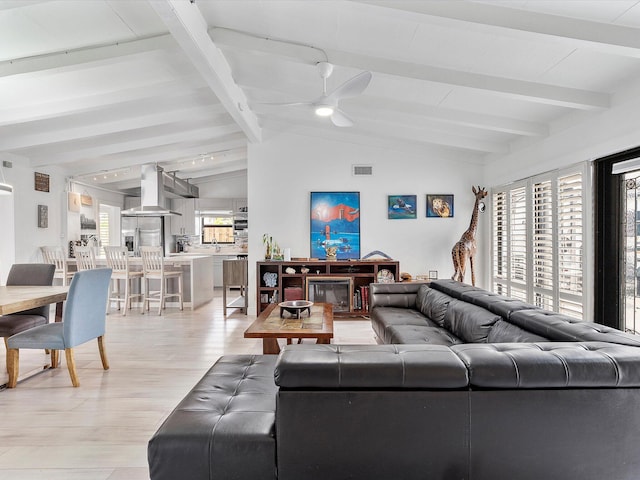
[[98, 336, 109, 370], [65, 348, 80, 387], [122, 278, 129, 316], [158, 278, 164, 315], [179, 274, 184, 311], [51, 349, 58, 368], [7, 348, 19, 388], [4, 337, 8, 373]]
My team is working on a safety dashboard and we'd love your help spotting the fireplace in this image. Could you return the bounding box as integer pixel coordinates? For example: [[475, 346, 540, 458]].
[[306, 276, 353, 312]]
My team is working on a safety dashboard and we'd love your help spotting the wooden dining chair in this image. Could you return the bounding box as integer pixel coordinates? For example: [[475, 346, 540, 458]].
[[104, 246, 143, 316], [0, 263, 55, 370], [6, 268, 112, 388], [140, 246, 183, 315], [40, 246, 74, 285], [74, 246, 96, 271]]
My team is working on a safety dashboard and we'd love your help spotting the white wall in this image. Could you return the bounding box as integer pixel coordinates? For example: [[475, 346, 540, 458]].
[[247, 132, 487, 313], [4, 160, 67, 265], [196, 170, 248, 198]]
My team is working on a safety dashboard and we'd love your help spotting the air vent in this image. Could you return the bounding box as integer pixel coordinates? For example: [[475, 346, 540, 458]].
[[353, 165, 373, 176]]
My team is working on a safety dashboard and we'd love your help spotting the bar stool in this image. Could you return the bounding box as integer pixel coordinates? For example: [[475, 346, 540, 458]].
[[140, 246, 183, 315], [40, 245, 74, 285], [74, 246, 96, 271], [104, 246, 143, 316]]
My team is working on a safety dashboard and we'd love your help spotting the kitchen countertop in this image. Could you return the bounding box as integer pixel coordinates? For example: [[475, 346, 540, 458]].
[[175, 247, 247, 256]]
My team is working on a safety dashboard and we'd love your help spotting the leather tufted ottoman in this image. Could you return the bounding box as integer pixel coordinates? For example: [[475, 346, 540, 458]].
[[148, 355, 278, 480]]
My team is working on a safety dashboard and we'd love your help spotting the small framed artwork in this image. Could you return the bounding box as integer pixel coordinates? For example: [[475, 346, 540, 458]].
[[388, 195, 416, 219], [80, 193, 93, 206], [310, 191, 360, 260], [426, 194, 454, 218], [428, 270, 438, 280], [37, 204, 48, 228], [68, 192, 81, 212], [34, 172, 50, 192]]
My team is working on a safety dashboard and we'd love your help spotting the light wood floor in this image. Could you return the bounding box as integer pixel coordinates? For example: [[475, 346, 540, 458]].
[[0, 291, 377, 480]]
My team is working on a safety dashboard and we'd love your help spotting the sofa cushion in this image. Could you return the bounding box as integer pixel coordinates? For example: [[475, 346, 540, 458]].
[[386, 324, 462, 346], [416, 284, 453, 327], [487, 319, 549, 343], [370, 306, 438, 343], [275, 344, 469, 389], [429, 279, 484, 299], [459, 290, 539, 319], [452, 342, 640, 388], [509, 310, 640, 347], [148, 355, 278, 480], [444, 299, 501, 343]]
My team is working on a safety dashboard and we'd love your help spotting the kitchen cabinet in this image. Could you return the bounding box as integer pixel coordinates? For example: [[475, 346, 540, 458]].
[[170, 198, 196, 235]]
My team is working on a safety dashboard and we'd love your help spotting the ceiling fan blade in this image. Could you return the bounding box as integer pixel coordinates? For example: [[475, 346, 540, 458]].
[[325, 71, 372, 103], [331, 109, 354, 127], [255, 101, 313, 107]]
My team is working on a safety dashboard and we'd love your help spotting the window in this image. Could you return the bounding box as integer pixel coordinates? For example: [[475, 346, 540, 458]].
[[99, 204, 121, 255], [202, 216, 234, 244], [492, 167, 585, 318]]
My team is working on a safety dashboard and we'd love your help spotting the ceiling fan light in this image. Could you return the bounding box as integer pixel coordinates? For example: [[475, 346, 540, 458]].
[[315, 105, 334, 117]]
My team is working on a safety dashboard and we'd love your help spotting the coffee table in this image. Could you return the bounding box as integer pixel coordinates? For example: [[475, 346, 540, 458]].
[[244, 303, 333, 354]]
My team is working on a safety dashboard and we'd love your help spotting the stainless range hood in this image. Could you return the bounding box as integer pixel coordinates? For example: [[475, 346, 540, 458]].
[[121, 164, 199, 216]]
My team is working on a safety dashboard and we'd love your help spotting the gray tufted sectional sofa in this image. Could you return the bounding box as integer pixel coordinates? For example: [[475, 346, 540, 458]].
[[148, 279, 640, 480]]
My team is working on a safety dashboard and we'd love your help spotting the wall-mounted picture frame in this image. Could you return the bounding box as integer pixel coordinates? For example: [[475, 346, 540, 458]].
[[34, 172, 49, 192], [428, 270, 438, 280], [80, 213, 96, 230], [37, 204, 48, 228], [80, 193, 93, 206], [426, 194, 454, 218], [68, 192, 81, 212], [310, 191, 360, 260], [388, 195, 416, 219]]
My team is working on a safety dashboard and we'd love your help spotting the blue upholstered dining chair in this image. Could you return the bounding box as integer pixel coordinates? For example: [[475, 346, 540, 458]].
[[0, 263, 55, 369], [6, 268, 112, 388]]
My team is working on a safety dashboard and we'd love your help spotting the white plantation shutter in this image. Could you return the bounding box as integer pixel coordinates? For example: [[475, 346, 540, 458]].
[[492, 190, 508, 295], [533, 179, 554, 310], [99, 209, 110, 256], [492, 167, 585, 318], [558, 172, 583, 317], [509, 186, 527, 287]]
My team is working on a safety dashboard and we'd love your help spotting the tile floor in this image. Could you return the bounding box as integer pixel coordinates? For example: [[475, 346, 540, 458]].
[[0, 292, 377, 479]]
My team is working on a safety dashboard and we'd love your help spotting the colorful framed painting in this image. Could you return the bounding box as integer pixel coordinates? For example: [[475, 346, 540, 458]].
[[426, 194, 454, 218], [310, 191, 360, 260], [388, 195, 416, 219]]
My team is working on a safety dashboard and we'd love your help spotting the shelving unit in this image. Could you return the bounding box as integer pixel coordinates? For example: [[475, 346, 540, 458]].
[[256, 260, 399, 317]]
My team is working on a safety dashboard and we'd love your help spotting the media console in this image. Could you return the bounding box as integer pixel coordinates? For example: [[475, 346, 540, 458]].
[[256, 260, 399, 317]]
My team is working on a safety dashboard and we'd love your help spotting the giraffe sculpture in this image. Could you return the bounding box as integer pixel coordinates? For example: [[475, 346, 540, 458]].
[[451, 186, 487, 286]]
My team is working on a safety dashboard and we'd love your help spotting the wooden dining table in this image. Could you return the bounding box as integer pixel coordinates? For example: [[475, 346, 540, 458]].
[[0, 285, 70, 388], [0, 285, 69, 322]]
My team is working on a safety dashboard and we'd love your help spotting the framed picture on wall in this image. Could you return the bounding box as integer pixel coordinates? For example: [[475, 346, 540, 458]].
[[388, 195, 416, 219], [37, 204, 48, 228], [310, 191, 360, 260], [68, 192, 81, 212], [426, 194, 454, 218]]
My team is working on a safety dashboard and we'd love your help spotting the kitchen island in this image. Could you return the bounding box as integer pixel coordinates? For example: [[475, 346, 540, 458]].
[[170, 246, 247, 288], [68, 255, 214, 310]]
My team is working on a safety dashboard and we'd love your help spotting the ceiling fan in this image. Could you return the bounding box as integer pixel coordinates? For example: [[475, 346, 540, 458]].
[[267, 62, 372, 127]]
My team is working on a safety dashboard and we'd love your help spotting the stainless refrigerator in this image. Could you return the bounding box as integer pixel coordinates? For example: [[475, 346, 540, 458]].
[[121, 216, 175, 256]]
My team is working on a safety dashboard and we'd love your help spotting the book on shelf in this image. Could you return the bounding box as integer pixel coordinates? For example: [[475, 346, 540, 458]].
[[359, 285, 369, 311]]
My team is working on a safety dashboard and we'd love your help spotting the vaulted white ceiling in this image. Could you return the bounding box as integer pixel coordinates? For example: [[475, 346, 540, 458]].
[[2, 0, 640, 190]]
